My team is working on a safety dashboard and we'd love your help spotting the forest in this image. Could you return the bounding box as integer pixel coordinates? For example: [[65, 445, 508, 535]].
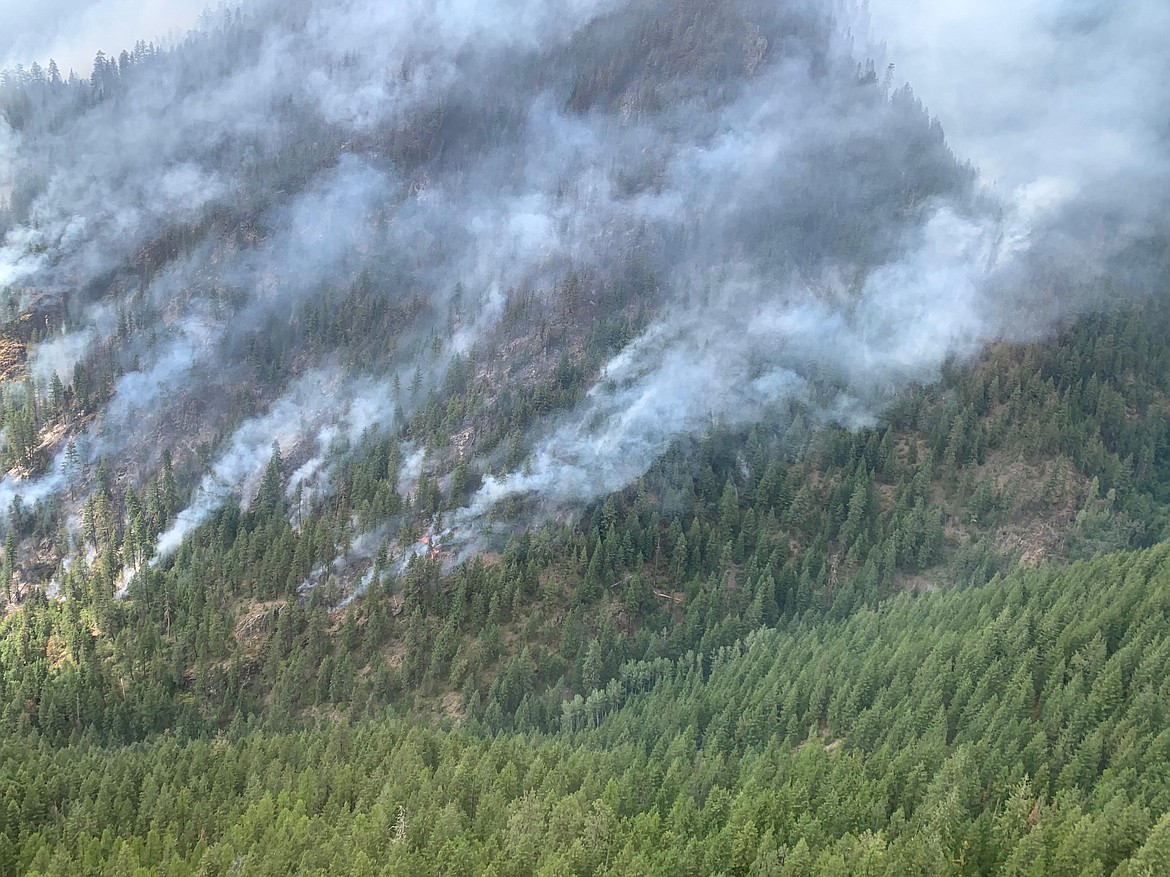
[[1, 0, 1169, 874], [6, 532, 1170, 875], [0, 284, 1166, 875]]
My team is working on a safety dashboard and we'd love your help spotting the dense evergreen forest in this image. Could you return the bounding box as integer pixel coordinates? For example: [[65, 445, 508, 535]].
[[2, 0, 1170, 874], [3, 294, 1167, 744], [6, 534, 1170, 875], [0, 290, 1166, 875]]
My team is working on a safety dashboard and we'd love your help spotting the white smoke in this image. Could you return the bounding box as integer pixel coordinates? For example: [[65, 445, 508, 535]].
[[0, 0, 1164, 566], [0, 0, 210, 74], [153, 369, 396, 557], [461, 203, 1022, 518]]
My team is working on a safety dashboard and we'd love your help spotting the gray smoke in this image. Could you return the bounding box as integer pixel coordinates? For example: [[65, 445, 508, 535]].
[[868, 0, 1170, 293], [454, 0, 1170, 525], [869, 0, 1170, 195], [0, 0, 1164, 563]]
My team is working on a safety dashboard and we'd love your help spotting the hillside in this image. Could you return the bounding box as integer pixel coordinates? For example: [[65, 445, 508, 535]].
[[0, 293, 1165, 746], [1, 1, 1169, 875], [2, 0, 1145, 603]]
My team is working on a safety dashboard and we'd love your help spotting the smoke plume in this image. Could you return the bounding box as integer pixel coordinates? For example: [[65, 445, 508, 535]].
[[0, 0, 1163, 566]]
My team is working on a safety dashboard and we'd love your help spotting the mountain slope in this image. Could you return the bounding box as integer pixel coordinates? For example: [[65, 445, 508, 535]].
[[1, 3, 1169, 875], [0, 294, 1166, 748], [0, 0, 1138, 595]]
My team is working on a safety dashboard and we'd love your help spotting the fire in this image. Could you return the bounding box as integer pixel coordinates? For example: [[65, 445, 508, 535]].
[[407, 531, 446, 563]]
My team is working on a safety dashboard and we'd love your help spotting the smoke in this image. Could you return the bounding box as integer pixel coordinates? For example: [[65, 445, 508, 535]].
[[297, 528, 390, 607], [865, 0, 1170, 288], [298, 0, 626, 130], [0, 0, 1163, 565], [153, 369, 395, 557], [101, 316, 215, 437], [29, 325, 100, 384], [868, 0, 1170, 192], [396, 446, 427, 500], [0, 116, 15, 206], [461, 203, 1014, 518], [451, 0, 1170, 527], [0, 153, 228, 299], [0, 443, 73, 518], [0, 0, 210, 74]]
